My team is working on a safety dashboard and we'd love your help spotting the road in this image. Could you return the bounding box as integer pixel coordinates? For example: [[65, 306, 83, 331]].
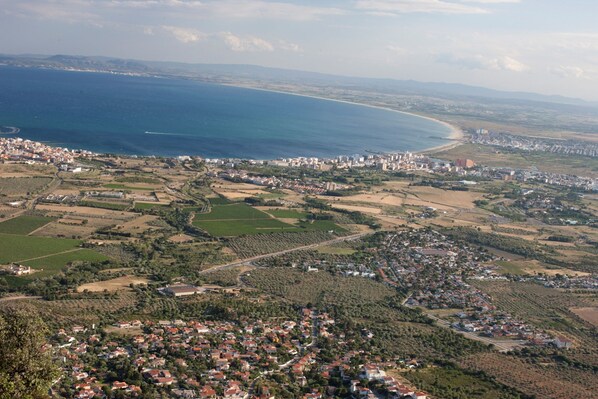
[[198, 232, 370, 275]]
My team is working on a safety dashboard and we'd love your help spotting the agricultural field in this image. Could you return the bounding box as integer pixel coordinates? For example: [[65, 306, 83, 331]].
[[211, 181, 273, 199], [0, 176, 54, 196], [460, 352, 598, 399], [194, 218, 296, 237], [570, 307, 598, 327], [2, 292, 139, 327], [79, 200, 130, 211], [0, 234, 82, 264], [134, 201, 170, 211], [21, 249, 110, 279], [194, 203, 271, 220], [227, 231, 336, 258], [0, 224, 109, 281], [0, 215, 54, 235], [193, 203, 345, 237], [263, 208, 308, 218], [472, 280, 598, 367], [472, 281, 593, 333], [77, 275, 149, 292], [406, 364, 525, 399], [103, 183, 155, 191], [316, 244, 356, 255]]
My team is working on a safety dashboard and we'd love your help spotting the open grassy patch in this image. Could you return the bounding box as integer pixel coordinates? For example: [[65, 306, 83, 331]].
[[0, 215, 54, 235]]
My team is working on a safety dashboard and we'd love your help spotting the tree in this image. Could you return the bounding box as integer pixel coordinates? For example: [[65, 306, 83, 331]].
[[0, 307, 59, 399]]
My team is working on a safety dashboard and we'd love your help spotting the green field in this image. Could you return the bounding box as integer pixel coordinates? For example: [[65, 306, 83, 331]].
[[298, 220, 347, 233], [194, 203, 271, 220], [0, 234, 82, 263], [208, 197, 232, 205], [316, 245, 356, 255], [192, 203, 346, 237], [22, 249, 109, 279], [495, 260, 527, 275], [134, 202, 170, 210], [194, 218, 297, 237], [0, 215, 54, 235], [409, 365, 524, 399], [115, 176, 161, 184], [80, 200, 129, 211], [104, 184, 155, 191], [266, 208, 308, 219]]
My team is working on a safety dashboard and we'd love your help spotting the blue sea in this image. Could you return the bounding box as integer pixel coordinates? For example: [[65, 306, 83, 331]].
[[0, 67, 452, 159]]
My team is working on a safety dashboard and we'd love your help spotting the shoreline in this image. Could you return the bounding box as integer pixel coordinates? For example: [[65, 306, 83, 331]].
[[221, 83, 464, 154], [4, 67, 465, 160]]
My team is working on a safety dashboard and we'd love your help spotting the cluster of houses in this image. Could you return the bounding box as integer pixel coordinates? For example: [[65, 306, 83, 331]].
[[51, 309, 431, 399], [218, 170, 348, 195], [511, 191, 594, 225], [205, 151, 472, 174], [470, 131, 598, 159], [372, 230, 561, 348], [1, 263, 33, 276], [347, 364, 427, 399], [0, 136, 93, 164], [466, 166, 598, 191]]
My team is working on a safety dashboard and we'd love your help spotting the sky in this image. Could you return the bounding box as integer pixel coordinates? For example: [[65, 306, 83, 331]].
[[1, 0, 598, 100]]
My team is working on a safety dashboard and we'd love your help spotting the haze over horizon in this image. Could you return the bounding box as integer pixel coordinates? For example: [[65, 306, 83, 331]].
[[1, 0, 597, 101]]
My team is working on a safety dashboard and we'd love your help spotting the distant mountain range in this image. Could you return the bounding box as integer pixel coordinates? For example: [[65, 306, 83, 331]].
[[1, 53, 597, 109]]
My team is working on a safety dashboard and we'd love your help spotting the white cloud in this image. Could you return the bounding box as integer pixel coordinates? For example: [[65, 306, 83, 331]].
[[495, 55, 528, 72], [162, 26, 205, 43], [219, 32, 274, 52], [277, 40, 302, 53], [354, 0, 488, 15], [110, 0, 344, 21], [386, 44, 406, 55], [549, 66, 594, 80], [437, 53, 528, 72]]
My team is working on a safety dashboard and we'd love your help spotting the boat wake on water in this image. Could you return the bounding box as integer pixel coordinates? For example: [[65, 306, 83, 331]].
[[144, 131, 188, 136]]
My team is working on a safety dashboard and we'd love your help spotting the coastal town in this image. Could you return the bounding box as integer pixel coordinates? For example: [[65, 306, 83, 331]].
[[1, 130, 597, 399], [0, 136, 94, 165]]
